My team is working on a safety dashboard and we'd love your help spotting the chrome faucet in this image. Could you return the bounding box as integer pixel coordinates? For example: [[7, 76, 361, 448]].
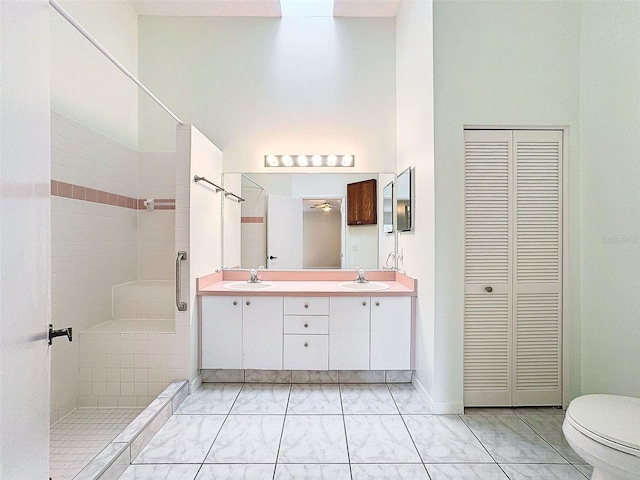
[[248, 269, 262, 283], [355, 268, 368, 284]]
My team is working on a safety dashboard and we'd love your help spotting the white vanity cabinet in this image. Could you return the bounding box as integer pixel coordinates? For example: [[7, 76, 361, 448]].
[[370, 296, 412, 370], [201, 296, 243, 369], [283, 297, 329, 370], [329, 296, 371, 370], [200, 291, 414, 372], [201, 295, 284, 370], [242, 296, 284, 369]]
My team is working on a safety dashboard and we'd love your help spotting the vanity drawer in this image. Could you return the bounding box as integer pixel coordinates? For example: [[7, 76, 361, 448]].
[[283, 334, 328, 370], [284, 315, 329, 335], [284, 297, 329, 316]]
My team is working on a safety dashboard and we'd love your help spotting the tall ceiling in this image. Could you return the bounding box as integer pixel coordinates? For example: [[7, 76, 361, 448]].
[[129, 0, 401, 17]]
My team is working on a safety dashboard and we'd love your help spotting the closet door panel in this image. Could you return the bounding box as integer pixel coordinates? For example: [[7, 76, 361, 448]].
[[463, 130, 513, 406], [464, 289, 511, 406], [512, 130, 562, 406]]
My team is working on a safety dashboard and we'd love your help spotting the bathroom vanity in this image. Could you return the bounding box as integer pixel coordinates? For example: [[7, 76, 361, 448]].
[[196, 270, 416, 372]]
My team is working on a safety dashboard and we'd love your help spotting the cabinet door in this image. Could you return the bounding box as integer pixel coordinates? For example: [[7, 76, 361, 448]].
[[243, 296, 283, 369], [329, 297, 370, 370], [370, 297, 412, 370], [201, 296, 242, 369], [347, 179, 377, 225]]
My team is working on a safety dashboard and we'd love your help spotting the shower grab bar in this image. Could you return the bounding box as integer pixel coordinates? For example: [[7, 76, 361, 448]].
[[175, 251, 187, 312], [49, 0, 184, 125], [194, 175, 245, 202]]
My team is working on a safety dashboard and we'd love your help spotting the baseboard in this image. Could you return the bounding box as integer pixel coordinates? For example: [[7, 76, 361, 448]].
[[412, 376, 464, 415], [190, 373, 203, 393]]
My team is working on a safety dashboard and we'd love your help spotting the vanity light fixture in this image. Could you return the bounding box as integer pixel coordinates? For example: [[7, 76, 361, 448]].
[[264, 154, 356, 168]]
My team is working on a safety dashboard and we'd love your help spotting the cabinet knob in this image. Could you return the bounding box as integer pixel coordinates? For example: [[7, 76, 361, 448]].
[[375, 301, 380, 306], [485, 286, 493, 293], [232, 301, 237, 306], [304, 323, 309, 328], [362, 301, 367, 306], [246, 301, 250, 306], [304, 342, 309, 348], [304, 304, 309, 309]]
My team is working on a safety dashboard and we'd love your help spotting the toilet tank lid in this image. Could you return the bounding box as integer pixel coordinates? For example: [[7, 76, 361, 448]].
[[567, 394, 640, 452]]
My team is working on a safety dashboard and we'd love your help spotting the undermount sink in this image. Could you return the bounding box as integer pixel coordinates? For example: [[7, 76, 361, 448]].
[[223, 281, 275, 291], [339, 281, 390, 292]]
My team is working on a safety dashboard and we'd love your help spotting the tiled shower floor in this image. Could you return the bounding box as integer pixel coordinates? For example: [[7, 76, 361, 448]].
[[117, 383, 593, 479], [49, 408, 142, 480]]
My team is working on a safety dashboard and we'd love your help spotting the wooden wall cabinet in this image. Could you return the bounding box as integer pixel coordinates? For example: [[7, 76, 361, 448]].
[[347, 179, 377, 225]]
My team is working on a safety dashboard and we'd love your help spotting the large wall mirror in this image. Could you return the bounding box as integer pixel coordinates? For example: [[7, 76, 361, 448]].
[[222, 172, 396, 270]]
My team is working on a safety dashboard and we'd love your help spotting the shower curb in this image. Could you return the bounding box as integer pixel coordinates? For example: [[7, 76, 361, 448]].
[[73, 380, 189, 480]]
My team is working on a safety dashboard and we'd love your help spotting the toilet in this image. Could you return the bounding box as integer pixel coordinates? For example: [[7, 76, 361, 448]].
[[563, 394, 640, 480]]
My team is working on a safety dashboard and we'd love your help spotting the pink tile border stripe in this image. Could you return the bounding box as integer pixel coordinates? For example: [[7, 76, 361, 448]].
[[241, 216, 264, 223], [51, 180, 175, 210]]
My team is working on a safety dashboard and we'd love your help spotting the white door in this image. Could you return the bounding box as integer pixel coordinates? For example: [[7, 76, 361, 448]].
[[370, 297, 412, 370], [242, 297, 283, 369], [329, 297, 370, 370], [201, 296, 243, 369], [0, 2, 51, 478], [463, 129, 563, 407], [267, 194, 303, 268]]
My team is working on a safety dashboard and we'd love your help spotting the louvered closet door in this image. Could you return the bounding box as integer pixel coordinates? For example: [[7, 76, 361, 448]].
[[463, 130, 513, 407], [464, 129, 563, 407], [512, 130, 562, 406]]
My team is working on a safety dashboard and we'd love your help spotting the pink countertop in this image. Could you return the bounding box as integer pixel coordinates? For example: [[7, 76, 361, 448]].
[[197, 270, 417, 297]]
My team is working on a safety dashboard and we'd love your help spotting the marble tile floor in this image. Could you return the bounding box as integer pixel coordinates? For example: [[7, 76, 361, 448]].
[[119, 383, 592, 479], [49, 407, 143, 480]]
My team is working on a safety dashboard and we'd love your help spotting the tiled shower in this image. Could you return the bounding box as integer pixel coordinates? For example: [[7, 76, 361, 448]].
[[49, 112, 188, 477]]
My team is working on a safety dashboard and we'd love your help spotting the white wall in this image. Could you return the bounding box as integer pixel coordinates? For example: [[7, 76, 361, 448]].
[[579, 2, 640, 397], [178, 126, 224, 383], [395, 0, 437, 407], [138, 16, 397, 174], [0, 1, 51, 477], [432, 0, 582, 409], [50, 0, 138, 150]]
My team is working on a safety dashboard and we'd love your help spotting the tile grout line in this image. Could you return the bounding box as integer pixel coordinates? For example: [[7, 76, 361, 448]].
[[457, 411, 505, 476], [386, 383, 433, 479], [338, 383, 354, 480], [196, 382, 244, 475], [272, 383, 292, 480]]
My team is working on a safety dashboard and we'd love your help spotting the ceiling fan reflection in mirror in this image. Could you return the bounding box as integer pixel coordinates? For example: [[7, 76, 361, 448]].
[[311, 201, 333, 212]]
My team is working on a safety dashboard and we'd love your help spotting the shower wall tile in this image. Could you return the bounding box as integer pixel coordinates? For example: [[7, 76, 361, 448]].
[[51, 112, 140, 424], [138, 152, 176, 280]]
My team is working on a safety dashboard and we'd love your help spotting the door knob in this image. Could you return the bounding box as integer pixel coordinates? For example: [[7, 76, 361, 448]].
[[485, 286, 493, 293], [48, 324, 72, 345]]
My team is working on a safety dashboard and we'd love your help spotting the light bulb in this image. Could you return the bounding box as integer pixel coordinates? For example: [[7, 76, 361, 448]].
[[312, 155, 322, 167], [327, 154, 337, 167], [322, 205, 332, 212], [282, 155, 293, 167], [266, 155, 278, 166], [341, 155, 353, 166], [297, 155, 308, 167]]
